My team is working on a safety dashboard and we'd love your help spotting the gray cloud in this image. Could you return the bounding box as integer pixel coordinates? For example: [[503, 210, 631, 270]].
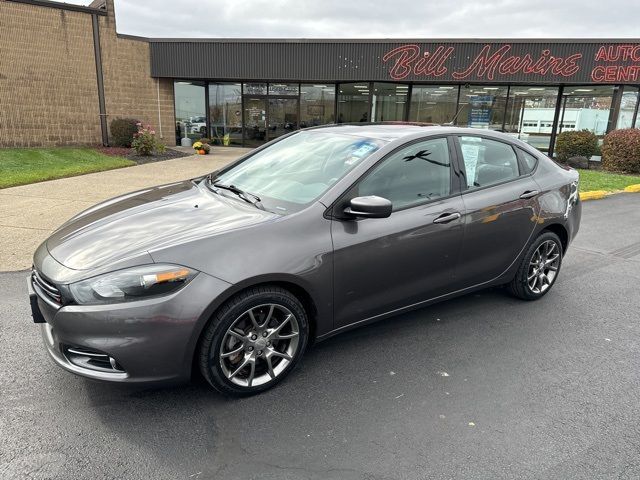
[[63, 0, 640, 38]]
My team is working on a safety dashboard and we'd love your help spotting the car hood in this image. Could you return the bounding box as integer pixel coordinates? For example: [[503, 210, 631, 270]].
[[46, 180, 278, 271]]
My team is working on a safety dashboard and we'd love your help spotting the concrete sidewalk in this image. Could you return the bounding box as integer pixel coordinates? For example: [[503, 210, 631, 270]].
[[0, 147, 248, 271]]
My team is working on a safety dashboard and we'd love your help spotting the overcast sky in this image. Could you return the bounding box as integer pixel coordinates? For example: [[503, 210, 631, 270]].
[[62, 0, 640, 38]]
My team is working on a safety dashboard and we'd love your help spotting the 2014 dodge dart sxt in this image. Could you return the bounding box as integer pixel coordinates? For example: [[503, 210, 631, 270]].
[[29, 124, 581, 395]]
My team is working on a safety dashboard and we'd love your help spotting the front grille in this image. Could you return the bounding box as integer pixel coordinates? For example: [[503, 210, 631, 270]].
[[64, 346, 126, 374], [31, 268, 62, 305]]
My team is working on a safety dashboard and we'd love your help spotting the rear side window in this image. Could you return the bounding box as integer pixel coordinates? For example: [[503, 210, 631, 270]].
[[458, 136, 519, 189], [358, 137, 451, 210], [519, 149, 539, 174]]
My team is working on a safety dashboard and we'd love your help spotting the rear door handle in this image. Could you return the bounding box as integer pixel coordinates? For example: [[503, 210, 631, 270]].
[[519, 190, 539, 199], [433, 212, 461, 224]]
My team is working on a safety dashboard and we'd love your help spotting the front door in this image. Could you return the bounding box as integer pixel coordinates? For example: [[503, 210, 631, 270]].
[[331, 136, 465, 329], [243, 97, 267, 148], [454, 135, 540, 288]]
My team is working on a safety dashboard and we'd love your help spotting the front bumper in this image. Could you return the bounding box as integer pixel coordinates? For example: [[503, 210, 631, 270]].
[[33, 271, 231, 383]]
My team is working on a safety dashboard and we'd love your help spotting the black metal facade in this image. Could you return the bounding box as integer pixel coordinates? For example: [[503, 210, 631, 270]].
[[150, 39, 640, 85]]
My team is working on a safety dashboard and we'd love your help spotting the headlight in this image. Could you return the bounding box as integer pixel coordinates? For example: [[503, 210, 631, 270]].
[[68, 264, 197, 305]]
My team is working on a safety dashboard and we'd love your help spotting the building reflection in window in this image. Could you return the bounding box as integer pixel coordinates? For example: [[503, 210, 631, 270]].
[[174, 80, 206, 145], [208, 83, 242, 146], [617, 87, 639, 129], [504, 87, 560, 154]]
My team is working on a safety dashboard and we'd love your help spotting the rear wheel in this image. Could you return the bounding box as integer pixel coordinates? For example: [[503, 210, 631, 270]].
[[198, 286, 309, 396], [508, 231, 563, 300]]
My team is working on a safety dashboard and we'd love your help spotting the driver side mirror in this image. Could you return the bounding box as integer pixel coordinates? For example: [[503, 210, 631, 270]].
[[344, 196, 392, 219]]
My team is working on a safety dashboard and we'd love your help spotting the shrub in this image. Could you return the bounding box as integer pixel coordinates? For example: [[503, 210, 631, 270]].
[[131, 123, 165, 156], [555, 130, 599, 162], [198, 137, 212, 144], [601, 128, 640, 173], [109, 118, 139, 147]]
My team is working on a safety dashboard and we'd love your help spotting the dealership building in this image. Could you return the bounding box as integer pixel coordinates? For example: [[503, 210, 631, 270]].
[[1, 0, 640, 157]]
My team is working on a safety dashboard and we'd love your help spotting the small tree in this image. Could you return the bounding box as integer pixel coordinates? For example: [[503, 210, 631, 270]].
[[601, 129, 640, 174], [109, 118, 139, 147], [555, 130, 599, 163], [132, 123, 165, 156]]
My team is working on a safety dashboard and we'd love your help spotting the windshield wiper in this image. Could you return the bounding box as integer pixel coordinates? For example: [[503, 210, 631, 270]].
[[209, 180, 263, 208]]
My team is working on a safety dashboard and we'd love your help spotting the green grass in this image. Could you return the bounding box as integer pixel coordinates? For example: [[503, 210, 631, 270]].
[[577, 168, 640, 193], [0, 148, 135, 189]]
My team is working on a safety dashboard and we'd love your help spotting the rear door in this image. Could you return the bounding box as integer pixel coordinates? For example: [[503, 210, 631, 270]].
[[330, 136, 465, 330], [453, 135, 540, 288]]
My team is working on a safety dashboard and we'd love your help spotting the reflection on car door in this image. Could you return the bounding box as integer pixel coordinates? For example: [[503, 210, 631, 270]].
[[330, 136, 465, 331], [454, 135, 540, 288]]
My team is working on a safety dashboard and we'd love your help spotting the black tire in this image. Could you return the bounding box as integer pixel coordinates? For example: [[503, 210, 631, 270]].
[[198, 286, 309, 396], [508, 231, 563, 301]]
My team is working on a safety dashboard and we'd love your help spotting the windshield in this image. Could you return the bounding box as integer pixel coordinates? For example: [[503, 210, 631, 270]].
[[210, 130, 386, 213]]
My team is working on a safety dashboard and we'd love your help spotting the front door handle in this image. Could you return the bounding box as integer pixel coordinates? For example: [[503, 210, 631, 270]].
[[433, 212, 461, 224], [519, 190, 539, 199]]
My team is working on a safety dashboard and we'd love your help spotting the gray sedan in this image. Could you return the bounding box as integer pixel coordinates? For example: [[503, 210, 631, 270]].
[[29, 124, 581, 395]]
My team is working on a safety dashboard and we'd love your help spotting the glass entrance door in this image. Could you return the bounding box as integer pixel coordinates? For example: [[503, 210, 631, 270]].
[[243, 98, 267, 148], [268, 98, 298, 140]]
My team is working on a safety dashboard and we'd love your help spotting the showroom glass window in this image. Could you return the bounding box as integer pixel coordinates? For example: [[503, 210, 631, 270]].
[[552, 85, 617, 153], [616, 87, 639, 129], [337, 83, 371, 123], [371, 83, 409, 122], [556, 85, 616, 136], [358, 137, 451, 210], [456, 85, 509, 130], [408, 86, 458, 124], [208, 83, 242, 146], [174, 81, 206, 144], [300, 84, 335, 128], [504, 87, 560, 154], [268, 83, 300, 141]]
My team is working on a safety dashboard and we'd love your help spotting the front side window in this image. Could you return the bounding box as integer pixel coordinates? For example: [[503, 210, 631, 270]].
[[357, 137, 452, 210], [458, 136, 519, 189], [212, 131, 386, 213]]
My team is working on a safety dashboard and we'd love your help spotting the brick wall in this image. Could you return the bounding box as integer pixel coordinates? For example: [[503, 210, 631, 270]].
[[0, 0, 176, 148], [99, 0, 175, 146], [0, 0, 102, 147]]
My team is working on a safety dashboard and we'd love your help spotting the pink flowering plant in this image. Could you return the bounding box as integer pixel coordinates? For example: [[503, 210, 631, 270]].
[[131, 122, 165, 156]]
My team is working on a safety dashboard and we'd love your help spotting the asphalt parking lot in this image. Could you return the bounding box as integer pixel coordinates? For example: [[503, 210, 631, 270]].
[[2, 193, 640, 480]]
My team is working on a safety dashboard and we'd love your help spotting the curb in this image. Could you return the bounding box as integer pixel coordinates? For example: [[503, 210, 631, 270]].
[[580, 183, 640, 201], [580, 190, 608, 201]]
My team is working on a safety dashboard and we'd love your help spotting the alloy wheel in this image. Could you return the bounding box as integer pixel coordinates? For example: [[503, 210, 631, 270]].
[[527, 240, 560, 294], [219, 304, 300, 388]]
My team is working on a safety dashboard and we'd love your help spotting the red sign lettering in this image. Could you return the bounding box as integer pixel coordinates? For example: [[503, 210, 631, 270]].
[[382, 44, 454, 80], [381, 43, 640, 84]]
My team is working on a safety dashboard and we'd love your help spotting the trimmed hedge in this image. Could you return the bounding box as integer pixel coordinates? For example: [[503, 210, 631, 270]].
[[601, 128, 640, 174], [555, 130, 599, 162], [109, 118, 139, 147]]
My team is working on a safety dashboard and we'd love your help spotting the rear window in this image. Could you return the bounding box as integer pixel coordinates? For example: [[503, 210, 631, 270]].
[[519, 149, 539, 174]]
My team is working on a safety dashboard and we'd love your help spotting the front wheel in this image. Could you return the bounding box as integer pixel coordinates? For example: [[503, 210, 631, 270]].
[[508, 231, 563, 300], [198, 286, 309, 396]]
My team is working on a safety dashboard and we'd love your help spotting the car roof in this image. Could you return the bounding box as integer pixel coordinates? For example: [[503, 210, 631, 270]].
[[306, 123, 441, 141], [305, 123, 537, 151]]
